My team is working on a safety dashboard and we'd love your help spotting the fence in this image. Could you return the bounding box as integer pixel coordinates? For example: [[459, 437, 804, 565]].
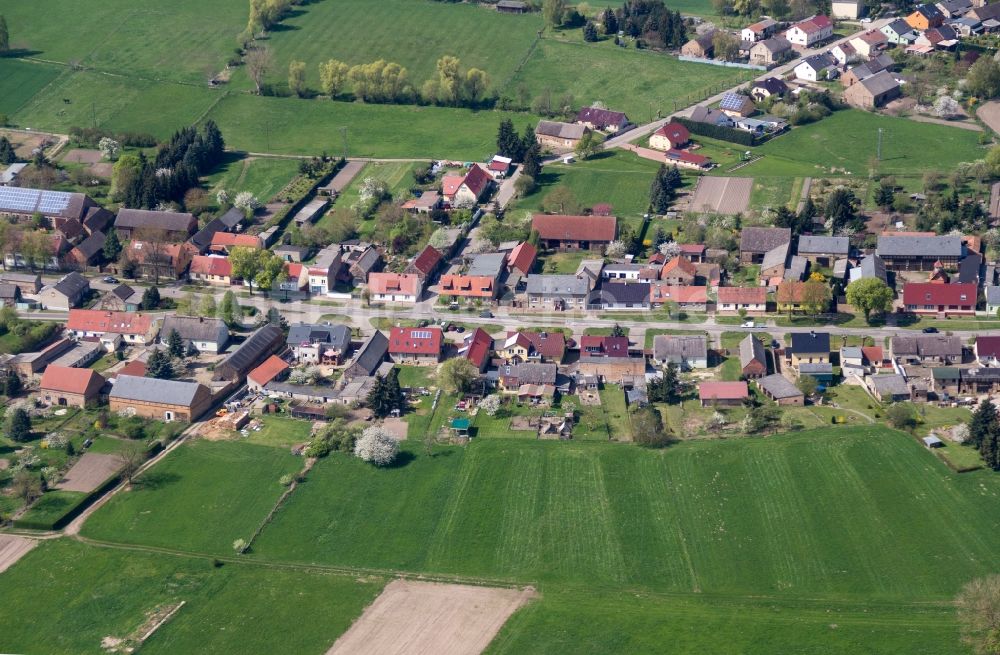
[[677, 55, 766, 71]]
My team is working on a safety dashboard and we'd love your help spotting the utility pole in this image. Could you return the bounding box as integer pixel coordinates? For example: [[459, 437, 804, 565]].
[[876, 127, 883, 162], [92, 101, 97, 129]]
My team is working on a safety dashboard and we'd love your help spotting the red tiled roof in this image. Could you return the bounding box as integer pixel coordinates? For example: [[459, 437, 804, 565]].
[[462, 328, 493, 368], [409, 245, 443, 277], [698, 381, 749, 401], [67, 310, 153, 336], [118, 360, 147, 378], [579, 335, 630, 357], [368, 273, 421, 296], [679, 244, 705, 255], [439, 275, 496, 298], [776, 281, 807, 303], [210, 232, 261, 249], [795, 14, 832, 33], [902, 282, 977, 307], [576, 107, 628, 129], [508, 241, 537, 275], [717, 286, 766, 304], [442, 175, 464, 197], [653, 122, 690, 145], [978, 337, 1000, 359], [531, 214, 617, 242], [248, 355, 289, 387], [650, 284, 708, 304], [861, 345, 884, 365], [520, 330, 566, 359], [461, 164, 492, 198], [666, 149, 710, 165], [389, 326, 443, 355], [190, 255, 232, 277], [40, 365, 105, 396], [661, 255, 697, 278]]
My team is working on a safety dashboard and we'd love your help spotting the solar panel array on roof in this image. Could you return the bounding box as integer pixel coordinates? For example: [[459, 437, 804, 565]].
[[411, 330, 432, 339], [0, 187, 72, 215], [718, 93, 746, 111]]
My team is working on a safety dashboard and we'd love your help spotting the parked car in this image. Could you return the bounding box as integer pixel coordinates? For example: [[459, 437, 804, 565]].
[[922, 327, 938, 334], [102, 276, 119, 284], [742, 321, 756, 328], [479, 310, 493, 318]]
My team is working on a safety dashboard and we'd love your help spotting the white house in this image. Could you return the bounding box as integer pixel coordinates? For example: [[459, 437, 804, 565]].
[[307, 246, 341, 296], [784, 15, 833, 46], [367, 272, 422, 303], [831, 42, 860, 65], [741, 18, 777, 42], [794, 53, 838, 81]]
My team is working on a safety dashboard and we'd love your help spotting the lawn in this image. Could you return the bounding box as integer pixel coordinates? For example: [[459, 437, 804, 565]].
[[744, 110, 985, 177], [262, 0, 543, 91], [81, 440, 302, 555], [598, 384, 631, 440], [538, 250, 589, 274], [2, 0, 246, 84], [0, 59, 62, 116], [322, 160, 425, 237], [507, 39, 747, 121], [243, 416, 313, 448], [514, 150, 661, 218], [204, 154, 301, 204], [749, 175, 802, 212], [0, 539, 383, 655]]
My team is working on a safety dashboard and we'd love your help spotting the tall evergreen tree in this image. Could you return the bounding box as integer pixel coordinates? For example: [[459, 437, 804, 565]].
[[8, 407, 30, 442], [367, 374, 391, 418], [146, 348, 173, 380], [496, 119, 523, 161], [522, 139, 542, 180], [141, 285, 160, 310], [166, 328, 185, 359], [602, 7, 618, 34], [103, 229, 122, 262], [3, 369, 21, 397], [385, 368, 403, 413], [0, 16, 9, 53], [969, 399, 996, 449], [0, 136, 15, 165]]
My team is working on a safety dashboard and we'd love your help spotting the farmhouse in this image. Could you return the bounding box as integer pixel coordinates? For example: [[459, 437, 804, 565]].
[[404, 245, 444, 282], [441, 164, 492, 208], [37, 272, 90, 311], [681, 29, 717, 58], [652, 334, 708, 369], [0, 186, 100, 227], [649, 284, 708, 311], [507, 241, 537, 277], [189, 254, 233, 286], [388, 326, 443, 365], [68, 231, 106, 268], [750, 77, 788, 101], [660, 256, 697, 285], [784, 15, 833, 46], [247, 355, 290, 393], [797, 235, 849, 266], [842, 70, 900, 108], [114, 208, 197, 241], [39, 366, 105, 408], [368, 272, 422, 303], [741, 18, 778, 41], [213, 324, 285, 382], [67, 309, 157, 347], [740, 334, 768, 379], [749, 37, 793, 66], [499, 330, 567, 364], [109, 375, 212, 422], [876, 234, 962, 271], [531, 214, 616, 251], [576, 107, 630, 132], [891, 334, 963, 364], [649, 122, 690, 151], [699, 381, 749, 407], [287, 323, 352, 365], [868, 374, 911, 403], [593, 282, 651, 310], [499, 362, 557, 392], [535, 121, 589, 150], [740, 227, 791, 264], [717, 286, 767, 314], [345, 331, 389, 379], [459, 328, 493, 372], [756, 374, 805, 405], [160, 315, 229, 354], [127, 241, 197, 281], [903, 282, 977, 315]]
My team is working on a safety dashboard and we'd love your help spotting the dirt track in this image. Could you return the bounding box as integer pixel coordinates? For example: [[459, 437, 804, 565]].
[[689, 176, 752, 215], [977, 101, 1000, 133], [326, 580, 534, 655], [0, 535, 36, 574], [55, 453, 121, 493]]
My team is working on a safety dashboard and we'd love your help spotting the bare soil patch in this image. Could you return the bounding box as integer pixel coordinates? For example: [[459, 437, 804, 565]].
[[62, 148, 103, 164], [0, 534, 36, 574], [55, 453, 122, 492], [689, 176, 752, 215], [0, 129, 50, 159], [89, 162, 114, 178], [326, 579, 534, 655], [379, 418, 408, 441], [977, 101, 1000, 133], [0, 459, 9, 471]]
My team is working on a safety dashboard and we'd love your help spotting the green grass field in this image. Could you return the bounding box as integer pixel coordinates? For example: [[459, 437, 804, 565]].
[[507, 39, 748, 121], [515, 150, 660, 218], [2, 0, 246, 83], [0, 59, 62, 116], [744, 110, 985, 177], [0, 539, 382, 655], [204, 154, 301, 204], [81, 440, 302, 554], [262, 0, 543, 91]]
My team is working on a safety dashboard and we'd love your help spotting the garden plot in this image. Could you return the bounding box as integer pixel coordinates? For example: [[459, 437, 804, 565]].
[[0, 535, 36, 574], [688, 176, 753, 215], [326, 579, 534, 655], [55, 452, 121, 492]]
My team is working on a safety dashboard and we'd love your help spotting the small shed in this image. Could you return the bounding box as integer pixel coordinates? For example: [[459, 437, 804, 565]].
[[451, 417, 471, 436], [923, 435, 943, 449]]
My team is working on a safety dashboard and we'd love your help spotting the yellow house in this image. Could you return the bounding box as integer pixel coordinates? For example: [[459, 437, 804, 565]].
[[789, 332, 831, 367], [499, 332, 532, 364]]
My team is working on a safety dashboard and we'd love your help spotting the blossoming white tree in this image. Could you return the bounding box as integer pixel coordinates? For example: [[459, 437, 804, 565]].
[[605, 240, 627, 259], [354, 426, 399, 466], [233, 191, 261, 217], [98, 137, 120, 161]]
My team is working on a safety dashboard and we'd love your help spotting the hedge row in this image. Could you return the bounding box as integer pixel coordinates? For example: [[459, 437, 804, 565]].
[[674, 117, 757, 147]]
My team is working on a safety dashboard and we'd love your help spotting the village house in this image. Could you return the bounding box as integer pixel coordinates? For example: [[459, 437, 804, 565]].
[[881, 19, 921, 44], [689, 105, 735, 128], [975, 336, 1000, 365], [649, 122, 691, 151], [459, 328, 493, 372], [37, 272, 89, 311], [741, 18, 778, 41], [499, 330, 567, 364], [287, 323, 352, 365], [903, 282, 977, 316], [652, 334, 708, 369], [109, 375, 212, 422], [388, 326, 443, 365], [345, 331, 389, 379], [718, 286, 767, 315], [681, 29, 717, 58], [368, 272, 423, 303], [160, 315, 229, 354], [649, 284, 708, 311], [843, 70, 901, 108], [68, 231, 106, 268], [660, 256, 697, 285], [404, 244, 444, 283], [665, 149, 712, 171], [719, 92, 756, 118], [831, 41, 860, 66], [273, 245, 310, 263], [342, 246, 382, 286], [39, 365, 105, 408], [907, 3, 945, 29], [531, 214, 617, 251], [849, 30, 889, 58], [213, 324, 285, 383], [750, 77, 789, 101], [441, 164, 492, 208], [127, 241, 196, 281], [740, 227, 791, 264], [439, 274, 498, 300], [876, 234, 962, 271], [965, 2, 1000, 25], [189, 255, 233, 286], [593, 282, 651, 310], [797, 235, 849, 267], [247, 355, 290, 393], [209, 232, 261, 255], [699, 380, 749, 407], [937, 0, 972, 17], [761, 243, 790, 279], [114, 208, 197, 242], [756, 374, 805, 405], [499, 362, 557, 393], [986, 287, 1000, 317], [750, 37, 793, 66], [832, 0, 864, 19], [794, 53, 838, 81], [739, 334, 769, 379], [67, 309, 157, 347], [524, 274, 591, 311], [841, 54, 894, 87], [891, 334, 963, 364], [784, 15, 833, 46], [576, 107, 630, 133], [866, 373, 912, 402], [507, 241, 537, 277], [306, 246, 342, 296], [535, 120, 589, 150], [775, 281, 812, 314], [788, 331, 831, 368]]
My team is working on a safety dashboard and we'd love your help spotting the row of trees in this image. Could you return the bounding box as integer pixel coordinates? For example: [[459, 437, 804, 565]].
[[969, 400, 1000, 471], [649, 164, 682, 213], [556, 1, 687, 50]]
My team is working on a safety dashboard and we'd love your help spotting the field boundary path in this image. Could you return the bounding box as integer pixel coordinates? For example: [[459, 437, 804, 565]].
[[795, 177, 813, 213]]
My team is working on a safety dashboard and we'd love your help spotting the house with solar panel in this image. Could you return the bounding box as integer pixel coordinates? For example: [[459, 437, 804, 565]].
[[718, 93, 756, 118], [0, 186, 102, 230]]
